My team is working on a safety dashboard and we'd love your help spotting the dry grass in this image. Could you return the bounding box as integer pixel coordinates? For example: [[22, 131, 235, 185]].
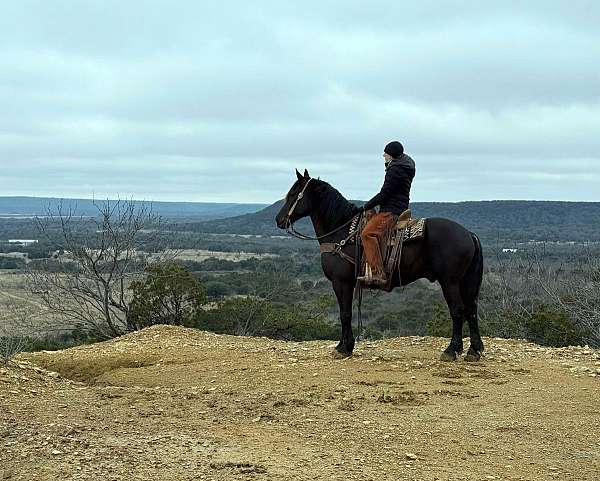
[[0, 272, 71, 335], [150, 249, 278, 263]]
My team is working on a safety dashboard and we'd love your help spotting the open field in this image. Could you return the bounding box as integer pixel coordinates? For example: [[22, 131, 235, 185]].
[[0, 272, 33, 303], [151, 249, 278, 263], [1, 325, 598, 481], [0, 244, 279, 336], [0, 272, 70, 335]]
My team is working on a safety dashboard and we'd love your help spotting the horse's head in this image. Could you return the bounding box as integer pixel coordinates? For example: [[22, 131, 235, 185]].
[[275, 169, 314, 229]]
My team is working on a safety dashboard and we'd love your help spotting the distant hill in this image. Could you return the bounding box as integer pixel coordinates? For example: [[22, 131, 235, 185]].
[[0, 197, 266, 221], [4, 196, 600, 243], [182, 199, 296, 236], [185, 200, 600, 242]]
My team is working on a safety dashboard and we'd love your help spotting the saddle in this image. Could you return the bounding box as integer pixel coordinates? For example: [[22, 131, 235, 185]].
[[358, 209, 427, 291]]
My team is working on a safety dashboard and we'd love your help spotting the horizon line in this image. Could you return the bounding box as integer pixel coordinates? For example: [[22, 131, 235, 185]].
[[1, 195, 600, 205]]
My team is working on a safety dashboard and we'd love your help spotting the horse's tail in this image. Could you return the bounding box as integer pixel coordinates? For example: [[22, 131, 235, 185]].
[[461, 232, 484, 308]]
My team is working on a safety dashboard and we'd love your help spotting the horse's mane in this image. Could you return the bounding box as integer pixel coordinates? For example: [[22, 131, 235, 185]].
[[312, 179, 353, 227]]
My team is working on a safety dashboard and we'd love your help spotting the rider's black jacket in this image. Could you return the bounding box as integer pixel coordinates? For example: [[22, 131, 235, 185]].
[[363, 154, 416, 215]]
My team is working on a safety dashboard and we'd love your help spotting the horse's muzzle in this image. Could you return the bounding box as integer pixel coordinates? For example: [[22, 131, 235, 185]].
[[275, 215, 290, 229]]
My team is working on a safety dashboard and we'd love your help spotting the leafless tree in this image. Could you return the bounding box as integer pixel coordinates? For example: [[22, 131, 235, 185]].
[[536, 246, 600, 347], [481, 242, 600, 347], [479, 244, 547, 337], [27, 199, 174, 339]]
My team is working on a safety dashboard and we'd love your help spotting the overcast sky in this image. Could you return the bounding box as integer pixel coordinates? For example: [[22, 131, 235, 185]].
[[1, 1, 599, 203]]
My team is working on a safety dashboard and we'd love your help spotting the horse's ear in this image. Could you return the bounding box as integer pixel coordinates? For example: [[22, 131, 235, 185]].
[[296, 169, 303, 181], [304, 169, 310, 179]]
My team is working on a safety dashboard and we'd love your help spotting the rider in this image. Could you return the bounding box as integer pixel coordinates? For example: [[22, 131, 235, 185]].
[[355, 141, 416, 285]]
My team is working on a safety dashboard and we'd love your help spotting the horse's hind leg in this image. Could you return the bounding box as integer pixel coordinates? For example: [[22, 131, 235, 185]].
[[440, 282, 465, 362], [460, 246, 484, 361], [460, 285, 484, 362], [464, 308, 484, 362]]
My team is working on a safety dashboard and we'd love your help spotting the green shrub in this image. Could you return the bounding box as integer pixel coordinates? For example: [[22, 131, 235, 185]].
[[480, 305, 586, 347], [524, 306, 586, 347], [25, 330, 99, 352], [191, 297, 338, 341], [426, 302, 469, 338], [204, 281, 232, 298], [0, 257, 26, 269], [129, 263, 206, 329]]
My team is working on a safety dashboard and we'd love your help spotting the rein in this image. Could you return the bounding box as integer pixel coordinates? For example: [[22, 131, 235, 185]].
[[286, 215, 358, 241]]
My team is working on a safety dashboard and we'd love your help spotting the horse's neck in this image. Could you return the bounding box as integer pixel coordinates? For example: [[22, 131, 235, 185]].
[[305, 182, 353, 243], [310, 208, 351, 244]]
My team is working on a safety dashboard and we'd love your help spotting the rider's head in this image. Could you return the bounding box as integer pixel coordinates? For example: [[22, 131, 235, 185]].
[[384, 141, 404, 160], [383, 141, 403, 169]]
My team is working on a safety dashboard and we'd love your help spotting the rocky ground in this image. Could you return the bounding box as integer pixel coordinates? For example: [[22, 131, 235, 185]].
[[1, 325, 599, 480]]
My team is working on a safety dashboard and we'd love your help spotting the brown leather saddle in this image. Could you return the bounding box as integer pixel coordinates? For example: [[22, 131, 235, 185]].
[[358, 209, 427, 291]]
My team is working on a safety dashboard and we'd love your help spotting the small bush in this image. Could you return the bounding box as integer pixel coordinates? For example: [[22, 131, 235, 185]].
[[129, 263, 206, 329], [0, 300, 40, 365], [0, 335, 29, 365], [426, 302, 468, 338], [26, 330, 99, 352], [204, 281, 232, 298], [0, 257, 26, 269], [524, 306, 586, 347], [481, 304, 587, 347], [191, 297, 338, 341]]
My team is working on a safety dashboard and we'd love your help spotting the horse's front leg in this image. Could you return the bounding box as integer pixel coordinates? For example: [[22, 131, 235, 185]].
[[332, 279, 355, 358]]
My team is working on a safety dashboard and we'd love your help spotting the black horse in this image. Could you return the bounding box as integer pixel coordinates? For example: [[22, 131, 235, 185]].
[[275, 169, 484, 362]]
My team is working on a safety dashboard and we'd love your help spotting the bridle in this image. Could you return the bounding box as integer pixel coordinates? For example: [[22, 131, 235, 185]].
[[284, 178, 360, 241], [285, 177, 313, 224]]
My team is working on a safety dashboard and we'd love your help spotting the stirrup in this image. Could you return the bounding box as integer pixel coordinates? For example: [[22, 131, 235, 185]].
[[357, 274, 387, 285], [370, 276, 387, 286], [358, 263, 386, 284]]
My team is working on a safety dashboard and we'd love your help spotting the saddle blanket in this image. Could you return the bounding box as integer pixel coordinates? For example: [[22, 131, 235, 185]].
[[401, 217, 426, 242]]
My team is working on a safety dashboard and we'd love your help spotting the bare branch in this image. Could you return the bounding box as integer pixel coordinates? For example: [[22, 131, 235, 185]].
[[26, 198, 170, 339]]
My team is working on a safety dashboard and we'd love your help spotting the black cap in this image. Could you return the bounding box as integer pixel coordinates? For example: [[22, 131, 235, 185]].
[[384, 141, 404, 159]]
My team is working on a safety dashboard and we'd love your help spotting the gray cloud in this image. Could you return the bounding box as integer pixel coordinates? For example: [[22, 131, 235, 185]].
[[1, 1, 599, 203]]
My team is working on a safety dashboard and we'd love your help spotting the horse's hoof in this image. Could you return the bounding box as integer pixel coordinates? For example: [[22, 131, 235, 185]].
[[332, 349, 352, 360], [464, 350, 482, 362], [440, 351, 458, 362]]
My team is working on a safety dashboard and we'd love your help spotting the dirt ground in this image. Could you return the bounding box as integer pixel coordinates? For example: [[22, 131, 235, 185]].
[[1, 325, 599, 481]]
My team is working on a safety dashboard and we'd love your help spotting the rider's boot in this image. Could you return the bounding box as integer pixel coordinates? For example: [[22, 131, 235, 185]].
[[357, 265, 387, 286]]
